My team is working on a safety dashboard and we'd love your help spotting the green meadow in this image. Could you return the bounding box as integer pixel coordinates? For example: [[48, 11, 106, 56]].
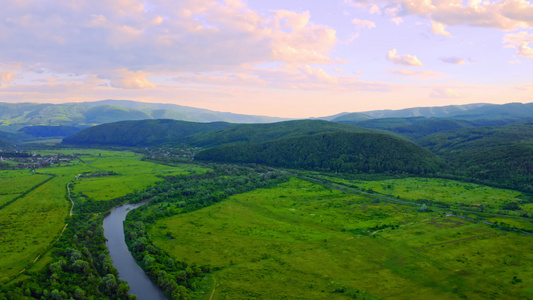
[[0, 149, 209, 284], [150, 178, 533, 299], [0, 170, 49, 207], [0, 175, 70, 283]]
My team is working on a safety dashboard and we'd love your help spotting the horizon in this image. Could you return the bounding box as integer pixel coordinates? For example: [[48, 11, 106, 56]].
[[1, 1, 532, 118], [4, 99, 531, 120]]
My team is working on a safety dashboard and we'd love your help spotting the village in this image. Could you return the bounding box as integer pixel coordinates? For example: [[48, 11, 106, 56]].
[[0, 150, 79, 170]]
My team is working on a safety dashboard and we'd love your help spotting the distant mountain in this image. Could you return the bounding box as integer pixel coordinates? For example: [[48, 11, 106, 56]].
[[356, 103, 491, 119], [450, 102, 533, 121], [331, 113, 373, 122], [68, 100, 288, 123], [196, 131, 445, 175], [0, 100, 289, 131], [320, 102, 533, 121]]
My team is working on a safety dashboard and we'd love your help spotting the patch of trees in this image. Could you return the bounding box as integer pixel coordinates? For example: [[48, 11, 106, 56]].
[[420, 123, 533, 192], [0, 213, 136, 300]]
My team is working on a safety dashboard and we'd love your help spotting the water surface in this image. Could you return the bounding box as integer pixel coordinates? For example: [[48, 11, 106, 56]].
[[103, 203, 167, 300]]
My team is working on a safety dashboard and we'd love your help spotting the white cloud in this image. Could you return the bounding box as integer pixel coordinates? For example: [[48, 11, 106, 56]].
[[386, 49, 423, 67], [352, 18, 376, 29]]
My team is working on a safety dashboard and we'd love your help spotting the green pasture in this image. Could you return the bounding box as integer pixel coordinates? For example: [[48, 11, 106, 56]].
[[0, 175, 70, 283], [74, 154, 209, 201], [151, 178, 533, 299], [0, 170, 49, 195], [327, 176, 522, 207]]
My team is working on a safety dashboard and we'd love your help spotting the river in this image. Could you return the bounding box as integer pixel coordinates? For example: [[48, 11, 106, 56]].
[[103, 203, 167, 300]]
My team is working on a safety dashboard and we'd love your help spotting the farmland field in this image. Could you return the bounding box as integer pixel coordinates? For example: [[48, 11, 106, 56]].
[[150, 178, 533, 299], [0, 149, 210, 284], [0, 175, 70, 283]]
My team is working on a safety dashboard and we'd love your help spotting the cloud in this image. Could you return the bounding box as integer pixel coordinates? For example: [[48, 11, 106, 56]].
[[503, 31, 533, 58], [515, 83, 533, 90], [0, 0, 339, 75], [440, 57, 466, 64], [105, 69, 156, 89], [352, 18, 376, 29], [348, 0, 533, 31], [0, 71, 15, 84], [386, 49, 423, 67], [386, 69, 446, 79], [430, 87, 462, 98], [333, 67, 345, 74], [431, 21, 452, 37]]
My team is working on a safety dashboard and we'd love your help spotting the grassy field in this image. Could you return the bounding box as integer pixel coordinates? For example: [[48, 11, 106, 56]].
[[326, 177, 522, 207], [0, 149, 210, 284], [150, 178, 533, 299], [0, 175, 70, 283]]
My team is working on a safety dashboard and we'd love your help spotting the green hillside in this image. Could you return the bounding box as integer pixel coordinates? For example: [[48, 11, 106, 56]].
[[185, 119, 374, 147], [196, 131, 445, 175], [63, 119, 375, 147], [420, 123, 533, 191], [62, 119, 234, 146]]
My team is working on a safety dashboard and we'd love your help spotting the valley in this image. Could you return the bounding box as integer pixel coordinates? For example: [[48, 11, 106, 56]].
[[1, 101, 533, 299]]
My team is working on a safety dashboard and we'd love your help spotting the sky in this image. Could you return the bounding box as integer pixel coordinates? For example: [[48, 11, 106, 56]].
[[0, 0, 532, 118]]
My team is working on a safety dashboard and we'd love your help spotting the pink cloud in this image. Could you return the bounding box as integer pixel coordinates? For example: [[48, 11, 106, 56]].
[[430, 87, 462, 98], [386, 49, 423, 67], [386, 69, 446, 79], [349, 0, 533, 30], [352, 18, 376, 29], [104, 69, 156, 89], [0, 71, 15, 84], [503, 31, 533, 58]]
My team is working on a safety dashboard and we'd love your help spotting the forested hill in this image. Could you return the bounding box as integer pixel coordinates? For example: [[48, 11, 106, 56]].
[[419, 122, 533, 191], [184, 119, 374, 147], [62, 119, 234, 146], [195, 131, 445, 175], [341, 117, 475, 140], [62, 119, 374, 147]]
